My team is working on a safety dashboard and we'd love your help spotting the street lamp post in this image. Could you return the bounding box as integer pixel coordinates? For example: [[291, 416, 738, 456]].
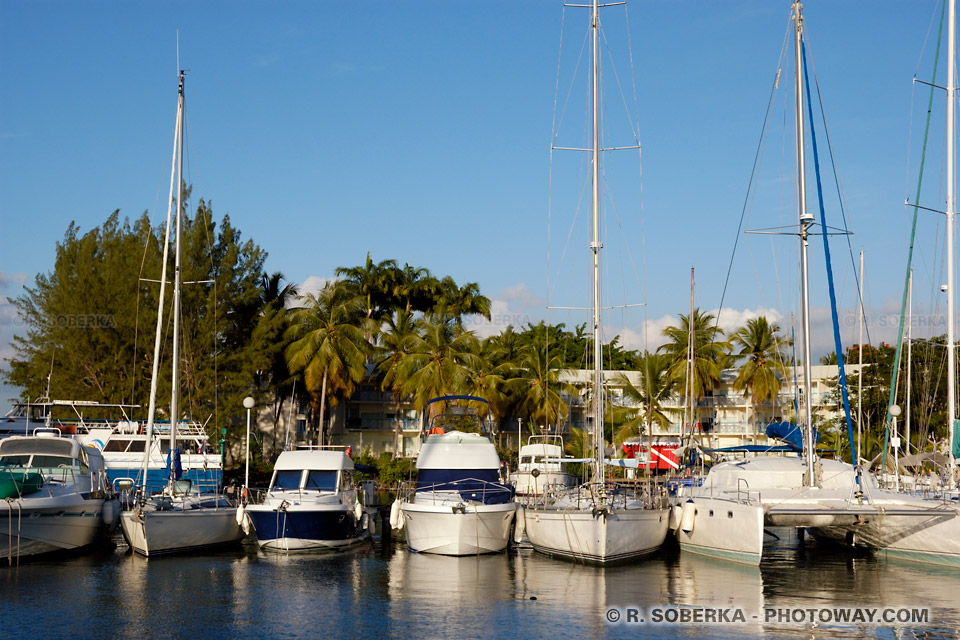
[[243, 396, 255, 498]]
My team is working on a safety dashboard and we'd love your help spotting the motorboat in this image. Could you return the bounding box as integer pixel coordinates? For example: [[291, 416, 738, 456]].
[[510, 436, 577, 498], [392, 396, 516, 556], [244, 448, 372, 552], [0, 432, 119, 559]]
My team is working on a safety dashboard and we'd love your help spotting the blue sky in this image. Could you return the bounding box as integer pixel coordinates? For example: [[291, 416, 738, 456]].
[[0, 1, 954, 412]]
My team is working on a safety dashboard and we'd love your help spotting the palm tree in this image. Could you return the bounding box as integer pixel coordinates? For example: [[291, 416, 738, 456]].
[[658, 309, 731, 430], [730, 316, 790, 441], [511, 348, 571, 430], [285, 283, 370, 445], [375, 309, 420, 451], [254, 271, 299, 453], [335, 253, 400, 324], [396, 313, 482, 413], [434, 276, 492, 325], [608, 352, 677, 448]]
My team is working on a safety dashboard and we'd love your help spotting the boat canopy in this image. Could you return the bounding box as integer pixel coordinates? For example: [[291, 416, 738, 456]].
[[765, 421, 819, 452], [416, 468, 514, 505]]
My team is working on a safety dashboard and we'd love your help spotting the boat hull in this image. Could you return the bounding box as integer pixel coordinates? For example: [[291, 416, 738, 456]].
[[523, 505, 669, 565], [119, 507, 245, 556], [1, 497, 106, 557], [672, 497, 765, 565], [400, 501, 516, 555], [246, 506, 369, 552]]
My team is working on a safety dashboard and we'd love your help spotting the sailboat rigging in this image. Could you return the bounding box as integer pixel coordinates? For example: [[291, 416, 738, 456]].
[[119, 70, 244, 556]]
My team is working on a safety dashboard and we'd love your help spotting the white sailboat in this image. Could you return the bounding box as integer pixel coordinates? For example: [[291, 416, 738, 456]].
[[517, 0, 670, 565], [672, 1, 960, 568], [119, 70, 244, 556]]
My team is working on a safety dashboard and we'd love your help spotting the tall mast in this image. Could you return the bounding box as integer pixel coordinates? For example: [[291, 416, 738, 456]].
[[793, 1, 816, 486], [170, 69, 185, 481], [138, 73, 181, 486], [949, 0, 958, 482], [906, 269, 912, 455], [857, 250, 864, 462], [590, 0, 604, 484]]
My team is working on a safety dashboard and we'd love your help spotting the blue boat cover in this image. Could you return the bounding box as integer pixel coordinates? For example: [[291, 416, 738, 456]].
[[765, 421, 819, 452], [416, 468, 514, 505]]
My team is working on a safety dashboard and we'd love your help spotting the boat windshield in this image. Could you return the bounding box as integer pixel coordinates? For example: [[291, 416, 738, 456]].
[[271, 470, 302, 490], [305, 470, 337, 491], [0, 454, 86, 480]]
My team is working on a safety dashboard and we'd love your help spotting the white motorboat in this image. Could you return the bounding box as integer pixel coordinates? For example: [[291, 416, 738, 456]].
[[510, 436, 577, 498], [245, 448, 372, 552], [393, 396, 516, 556], [119, 69, 243, 556], [0, 433, 119, 559]]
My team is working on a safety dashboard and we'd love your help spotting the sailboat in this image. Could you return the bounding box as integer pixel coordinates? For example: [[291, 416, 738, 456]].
[[516, 0, 670, 565], [118, 70, 245, 556], [672, 1, 960, 568]]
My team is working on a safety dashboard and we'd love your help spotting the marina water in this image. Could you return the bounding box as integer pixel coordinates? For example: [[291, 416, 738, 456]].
[[3, 529, 958, 639]]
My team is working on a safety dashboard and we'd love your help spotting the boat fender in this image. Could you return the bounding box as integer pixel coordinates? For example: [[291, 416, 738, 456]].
[[367, 512, 376, 536], [669, 504, 682, 531], [389, 500, 403, 530], [102, 498, 116, 528], [679, 500, 696, 535], [513, 505, 526, 543], [360, 512, 370, 534], [354, 498, 363, 522], [236, 504, 246, 526]]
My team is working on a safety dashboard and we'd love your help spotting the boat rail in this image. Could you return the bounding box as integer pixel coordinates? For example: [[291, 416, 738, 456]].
[[398, 478, 514, 505], [526, 480, 668, 510]]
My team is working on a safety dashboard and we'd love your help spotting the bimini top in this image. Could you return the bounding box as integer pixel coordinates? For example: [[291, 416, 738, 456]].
[[416, 431, 500, 470], [273, 449, 354, 472]]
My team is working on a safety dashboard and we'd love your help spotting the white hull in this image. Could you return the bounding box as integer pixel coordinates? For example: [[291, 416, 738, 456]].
[[120, 507, 245, 556], [673, 498, 765, 565], [400, 501, 516, 555], [808, 498, 960, 568], [523, 505, 669, 564], [1, 498, 106, 557]]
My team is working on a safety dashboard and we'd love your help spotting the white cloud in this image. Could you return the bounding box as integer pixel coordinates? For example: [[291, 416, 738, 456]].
[[466, 283, 546, 338], [296, 275, 336, 302]]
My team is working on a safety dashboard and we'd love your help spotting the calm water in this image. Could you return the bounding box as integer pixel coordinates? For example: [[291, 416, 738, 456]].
[[2, 530, 958, 639]]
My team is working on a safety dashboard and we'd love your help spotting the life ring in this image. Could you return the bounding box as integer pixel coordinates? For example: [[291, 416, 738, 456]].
[[428, 427, 445, 436]]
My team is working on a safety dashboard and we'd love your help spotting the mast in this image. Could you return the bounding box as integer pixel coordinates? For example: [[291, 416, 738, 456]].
[[906, 269, 912, 456], [793, 1, 816, 486], [686, 268, 696, 449], [170, 70, 186, 484], [589, 0, 604, 485], [949, 0, 958, 483], [139, 72, 182, 488], [857, 250, 864, 462]]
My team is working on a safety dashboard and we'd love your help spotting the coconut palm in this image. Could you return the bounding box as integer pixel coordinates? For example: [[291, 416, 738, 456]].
[[608, 352, 677, 447], [396, 313, 483, 413], [374, 310, 420, 450], [511, 348, 572, 429], [285, 283, 370, 445], [730, 316, 790, 438], [335, 253, 400, 323], [434, 276, 492, 325], [659, 308, 731, 400]]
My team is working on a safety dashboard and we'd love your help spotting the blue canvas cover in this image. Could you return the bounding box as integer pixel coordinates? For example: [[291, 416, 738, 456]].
[[416, 468, 514, 505], [765, 421, 819, 452]]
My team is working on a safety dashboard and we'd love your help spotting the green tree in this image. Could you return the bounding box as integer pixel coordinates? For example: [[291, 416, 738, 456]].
[[285, 283, 371, 445], [394, 313, 481, 412], [658, 309, 731, 428], [730, 316, 790, 439], [608, 352, 677, 447]]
